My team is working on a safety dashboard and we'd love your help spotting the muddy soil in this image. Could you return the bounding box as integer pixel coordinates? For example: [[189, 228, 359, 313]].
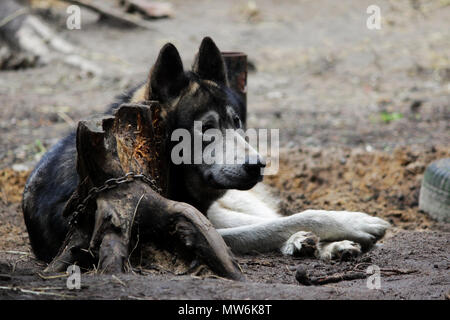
[[0, 0, 449, 299]]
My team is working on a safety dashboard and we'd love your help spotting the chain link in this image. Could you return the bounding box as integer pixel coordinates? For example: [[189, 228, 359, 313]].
[[68, 172, 162, 226]]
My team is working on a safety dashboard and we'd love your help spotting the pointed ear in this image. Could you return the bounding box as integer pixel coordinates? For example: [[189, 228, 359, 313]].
[[192, 37, 228, 85], [147, 43, 188, 103]]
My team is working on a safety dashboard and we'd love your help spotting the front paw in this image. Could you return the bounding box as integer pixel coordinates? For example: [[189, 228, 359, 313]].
[[330, 211, 390, 250], [281, 231, 318, 256], [349, 213, 390, 249], [317, 240, 361, 261]]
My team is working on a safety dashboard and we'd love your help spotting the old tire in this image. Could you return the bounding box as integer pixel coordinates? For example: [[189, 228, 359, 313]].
[[419, 158, 450, 223]]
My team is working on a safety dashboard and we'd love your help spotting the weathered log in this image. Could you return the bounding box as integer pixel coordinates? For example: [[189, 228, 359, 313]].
[[45, 102, 243, 280], [0, 0, 102, 73]]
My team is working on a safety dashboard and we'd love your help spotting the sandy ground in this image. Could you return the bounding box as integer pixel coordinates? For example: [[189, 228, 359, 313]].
[[0, 0, 449, 299]]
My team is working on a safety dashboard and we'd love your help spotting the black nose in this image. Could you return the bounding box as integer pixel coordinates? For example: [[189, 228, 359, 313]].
[[243, 156, 266, 176]]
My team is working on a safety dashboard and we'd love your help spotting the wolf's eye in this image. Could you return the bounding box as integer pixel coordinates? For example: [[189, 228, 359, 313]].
[[233, 115, 241, 128]]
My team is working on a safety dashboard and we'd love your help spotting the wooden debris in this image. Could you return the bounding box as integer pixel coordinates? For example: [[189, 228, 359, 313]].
[[0, 0, 102, 74], [295, 266, 367, 286], [122, 0, 174, 19], [0, 285, 76, 298], [45, 102, 244, 281], [296, 264, 419, 286]]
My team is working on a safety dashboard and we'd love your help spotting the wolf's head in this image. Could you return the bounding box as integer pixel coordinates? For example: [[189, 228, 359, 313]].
[[142, 37, 265, 205]]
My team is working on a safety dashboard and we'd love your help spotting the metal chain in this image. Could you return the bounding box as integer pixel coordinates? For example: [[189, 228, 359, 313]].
[[68, 172, 162, 226]]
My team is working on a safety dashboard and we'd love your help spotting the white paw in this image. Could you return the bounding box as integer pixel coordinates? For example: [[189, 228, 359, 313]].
[[337, 212, 390, 248], [281, 231, 318, 256], [305, 210, 390, 249], [317, 240, 362, 261]]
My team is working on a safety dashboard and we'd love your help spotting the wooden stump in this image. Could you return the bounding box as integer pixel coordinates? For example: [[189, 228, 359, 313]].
[[45, 102, 243, 281]]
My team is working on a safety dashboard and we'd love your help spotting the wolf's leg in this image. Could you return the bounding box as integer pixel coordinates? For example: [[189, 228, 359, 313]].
[[207, 187, 281, 229], [217, 210, 389, 254], [208, 188, 281, 226], [207, 203, 271, 229]]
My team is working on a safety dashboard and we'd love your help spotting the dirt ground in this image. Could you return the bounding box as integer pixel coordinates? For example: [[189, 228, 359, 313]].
[[0, 0, 449, 299]]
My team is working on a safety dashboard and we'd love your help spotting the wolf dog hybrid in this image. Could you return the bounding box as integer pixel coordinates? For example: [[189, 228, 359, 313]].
[[22, 37, 390, 264]]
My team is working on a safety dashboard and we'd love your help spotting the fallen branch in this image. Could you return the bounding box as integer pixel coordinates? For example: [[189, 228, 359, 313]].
[[379, 268, 418, 275], [353, 263, 418, 275], [0, 250, 30, 255], [122, 0, 174, 19], [296, 265, 419, 286], [0, 286, 76, 298], [296, 266, 367, 286], [37, 272, 68, 280], [0, 7, 29, 28]]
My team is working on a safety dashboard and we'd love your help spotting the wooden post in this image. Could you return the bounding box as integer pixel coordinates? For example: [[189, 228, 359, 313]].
[[222, 52, 247, 124]]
